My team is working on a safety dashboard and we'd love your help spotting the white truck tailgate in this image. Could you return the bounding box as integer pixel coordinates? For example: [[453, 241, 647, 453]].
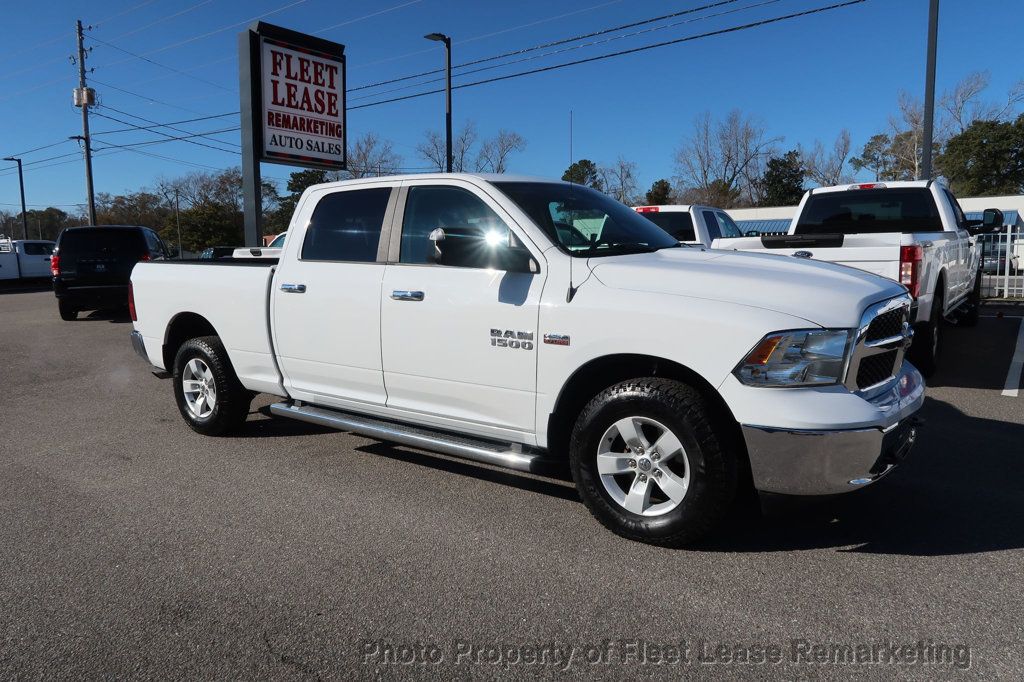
[[714, 233, 903, 280]]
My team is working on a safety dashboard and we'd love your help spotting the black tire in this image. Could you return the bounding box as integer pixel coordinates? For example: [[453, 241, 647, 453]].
[[58, 301, 77, 321], [910, 289, 944, 377], [959, 271, 982, 328], [172, 336, 251, 436], [569, 378, 737, 547]]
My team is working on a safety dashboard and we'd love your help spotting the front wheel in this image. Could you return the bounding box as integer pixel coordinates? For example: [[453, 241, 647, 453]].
[[172, 336, 251, 436], [569, 378, 737, 547]]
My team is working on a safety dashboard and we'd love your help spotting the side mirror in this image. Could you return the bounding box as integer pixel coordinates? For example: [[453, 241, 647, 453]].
[[428, 227, 445, 264], [968, 208, 1004, 236]]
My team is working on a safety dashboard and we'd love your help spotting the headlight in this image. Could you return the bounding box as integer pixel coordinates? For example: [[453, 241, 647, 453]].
[[734, 329, 851, 387]]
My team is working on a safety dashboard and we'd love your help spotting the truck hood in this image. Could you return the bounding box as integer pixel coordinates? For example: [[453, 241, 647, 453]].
[[588, 247, 907, 328]]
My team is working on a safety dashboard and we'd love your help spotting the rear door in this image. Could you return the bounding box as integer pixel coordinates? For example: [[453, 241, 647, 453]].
[[271, 184, 397, 409], [18, 241, 54, 277], [379, 180, 545, 439]]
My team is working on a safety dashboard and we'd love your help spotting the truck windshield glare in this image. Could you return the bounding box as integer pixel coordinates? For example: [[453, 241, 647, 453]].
[[494, 182, 679, 257]]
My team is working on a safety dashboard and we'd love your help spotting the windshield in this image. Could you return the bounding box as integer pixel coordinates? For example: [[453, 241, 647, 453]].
[[494, 182, 679, 257], [794, 188, 942, 235]]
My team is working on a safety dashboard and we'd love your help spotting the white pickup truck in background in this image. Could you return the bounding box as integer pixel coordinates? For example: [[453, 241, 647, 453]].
[[633, 204, 743, 248], [129, 174, 924, 546], [0, 238, 56, 280], [711, 181, 1004, 375]]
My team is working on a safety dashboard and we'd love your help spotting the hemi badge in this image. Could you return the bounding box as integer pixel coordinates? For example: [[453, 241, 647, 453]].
[[543, 334, 570, 346]]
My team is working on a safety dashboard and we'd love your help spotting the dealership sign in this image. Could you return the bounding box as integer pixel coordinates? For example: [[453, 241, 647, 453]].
[[241, 22, 346, 170]]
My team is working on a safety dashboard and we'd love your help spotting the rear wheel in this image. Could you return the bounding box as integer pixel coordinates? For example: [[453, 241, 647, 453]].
[[58, 301, 77, 321], [569, 378, 737, 546], [172, 336, 251, 436], [910, 290, 944, 376]]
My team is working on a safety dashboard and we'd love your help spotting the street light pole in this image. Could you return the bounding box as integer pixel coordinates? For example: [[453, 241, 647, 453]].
[[2, 156, 28, 239], [920, 0, 939, 179], [425, 33, 452, 172]]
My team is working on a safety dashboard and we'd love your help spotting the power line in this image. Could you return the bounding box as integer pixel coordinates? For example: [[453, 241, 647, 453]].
[[86, 35, 234, 92], [91, 111, 241, 136], [92, 139, 228, 171], [348, 0, 782, 103], [349, 0, 746, 93], [91, 125, 242, 150], [89, 78, 211, 115], [102, 0, 218, 43], [92, 110, 241, 155], [314, 0, 424, 34], [2, 139, 72, 158], [351, 0, 866, 110]]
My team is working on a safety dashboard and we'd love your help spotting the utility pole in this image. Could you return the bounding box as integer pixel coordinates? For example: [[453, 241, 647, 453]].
[[75, 19, 97, 224], [920, 0, 939, 179], [2, 156, 28, 239]]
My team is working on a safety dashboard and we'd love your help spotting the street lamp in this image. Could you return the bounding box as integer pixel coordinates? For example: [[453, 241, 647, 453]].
[[424, 32, 452, 173], [2, 156, 28, 239]]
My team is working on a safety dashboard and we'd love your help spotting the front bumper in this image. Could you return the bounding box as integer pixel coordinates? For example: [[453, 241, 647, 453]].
[[741, 361, 925, 495]]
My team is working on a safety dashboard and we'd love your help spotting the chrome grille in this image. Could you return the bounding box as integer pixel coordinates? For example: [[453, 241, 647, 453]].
[[844, 295, 913, 392]]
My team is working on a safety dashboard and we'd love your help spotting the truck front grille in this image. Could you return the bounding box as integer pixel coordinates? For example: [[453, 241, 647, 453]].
[[845, 296, 913, 392]]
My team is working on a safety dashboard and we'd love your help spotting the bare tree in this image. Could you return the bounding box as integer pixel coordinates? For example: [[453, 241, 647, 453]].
[[476, 130, 526, 173], [674, 110, 779, 207], [416, 122, 478, 172], [941, 71, 1024, 134], [801, 130, 851, 186], [340, 132, 402, 178], [599, 156, 640, 204]]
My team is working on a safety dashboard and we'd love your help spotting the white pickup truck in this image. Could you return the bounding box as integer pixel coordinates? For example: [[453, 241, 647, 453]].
[[633, 204, 743, 248], [712, 181, 1004, 374], [130, 174, 924, 546]]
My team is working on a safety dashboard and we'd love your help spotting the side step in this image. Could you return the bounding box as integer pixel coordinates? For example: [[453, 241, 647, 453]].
[[269, 402, 556, 474]]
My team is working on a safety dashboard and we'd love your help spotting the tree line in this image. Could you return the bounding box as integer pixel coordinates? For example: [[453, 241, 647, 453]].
[[2, 72, 1021, 248]]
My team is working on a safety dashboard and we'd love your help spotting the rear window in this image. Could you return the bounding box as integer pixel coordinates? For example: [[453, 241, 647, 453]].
[[638, 212, 695, 241], [794, 189, 942, 235], [22, 242, 54, 255], [58, 229, 145, 256], [301, 187, 391, 262]]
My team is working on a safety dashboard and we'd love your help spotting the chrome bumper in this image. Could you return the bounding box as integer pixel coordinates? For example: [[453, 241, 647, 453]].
[[742, 361, 925, 496], [130, 330, 149, 363]]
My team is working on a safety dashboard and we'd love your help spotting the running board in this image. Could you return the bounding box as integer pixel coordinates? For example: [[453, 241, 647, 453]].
[[269, 402, 554, 474]]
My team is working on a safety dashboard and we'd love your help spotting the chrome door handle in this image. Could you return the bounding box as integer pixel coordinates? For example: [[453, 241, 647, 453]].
[[391, 290, 424, 301], [280, 283, 306, 293]]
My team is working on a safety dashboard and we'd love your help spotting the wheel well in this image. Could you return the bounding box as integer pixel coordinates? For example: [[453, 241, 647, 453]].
[[546, 354, 748, 472], [162, 313, 219, 370]]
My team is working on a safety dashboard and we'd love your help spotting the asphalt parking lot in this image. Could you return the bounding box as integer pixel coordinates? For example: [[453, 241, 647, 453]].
[[1, 286, 1022, 679]]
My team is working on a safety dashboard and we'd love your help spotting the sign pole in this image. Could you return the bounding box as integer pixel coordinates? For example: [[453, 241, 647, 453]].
[[239, 29, 262, 248]]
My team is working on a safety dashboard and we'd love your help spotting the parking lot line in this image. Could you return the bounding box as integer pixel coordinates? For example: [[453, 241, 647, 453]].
[[1002, 319, 1024, 398]]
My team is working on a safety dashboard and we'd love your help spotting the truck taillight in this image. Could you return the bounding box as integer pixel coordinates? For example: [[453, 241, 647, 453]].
[[900, 245, 923, 297], [636, 206, 659, 213], [140, 252, 151, 262], [128, 282, 137, 321], [848, 183, 887, 190], [50, 254, 60, 277]]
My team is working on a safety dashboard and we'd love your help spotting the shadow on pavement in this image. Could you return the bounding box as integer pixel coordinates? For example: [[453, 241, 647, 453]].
[[927, 316, 1022, 390], [80, 309, 132, 324], [697, 397, 1024, 556], [0, 280, 51, 295]]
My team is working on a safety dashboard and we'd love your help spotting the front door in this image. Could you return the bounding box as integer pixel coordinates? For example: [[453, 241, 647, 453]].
[[272, 184, 395, 410], [379, 182, 545, 440]]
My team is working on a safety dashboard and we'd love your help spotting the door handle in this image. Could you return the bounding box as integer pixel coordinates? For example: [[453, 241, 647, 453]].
[[391, 290, 424, 301], [280, 283, 306, 293]]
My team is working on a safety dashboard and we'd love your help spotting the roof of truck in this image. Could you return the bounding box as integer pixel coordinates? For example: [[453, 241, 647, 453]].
[[808, 180, 941, 194], [306, 173, 571, 193]]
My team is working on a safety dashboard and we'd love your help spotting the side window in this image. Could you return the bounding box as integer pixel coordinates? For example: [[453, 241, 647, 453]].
[[400, 186, 512, 268], [23, 242, 52, 256], [701, 210, 722, 241], [143, 230, 164, 258], [302, 187, 392, 262], [715, 211, 742, 238], [943, 189, 966, 230]]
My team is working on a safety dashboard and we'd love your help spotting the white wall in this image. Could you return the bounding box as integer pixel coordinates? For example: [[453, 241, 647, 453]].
[[728, 194, 1024, 223]]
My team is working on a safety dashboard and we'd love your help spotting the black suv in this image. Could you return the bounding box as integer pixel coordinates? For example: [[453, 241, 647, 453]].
[[52, 225, 169, 321]]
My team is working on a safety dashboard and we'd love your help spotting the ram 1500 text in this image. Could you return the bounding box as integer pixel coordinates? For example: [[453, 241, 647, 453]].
[[130, 174, 924, 545]]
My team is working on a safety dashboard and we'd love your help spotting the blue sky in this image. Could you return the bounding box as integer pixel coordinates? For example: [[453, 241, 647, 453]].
[[0, 0, 1021, 213]]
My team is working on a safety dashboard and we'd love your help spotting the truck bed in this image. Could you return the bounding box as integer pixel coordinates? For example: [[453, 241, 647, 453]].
[[131, 259, 283, 394]]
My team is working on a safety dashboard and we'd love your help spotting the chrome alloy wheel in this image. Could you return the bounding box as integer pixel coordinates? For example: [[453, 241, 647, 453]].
[[596, 416, 690, 517], [182, 358, 217, 419]]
